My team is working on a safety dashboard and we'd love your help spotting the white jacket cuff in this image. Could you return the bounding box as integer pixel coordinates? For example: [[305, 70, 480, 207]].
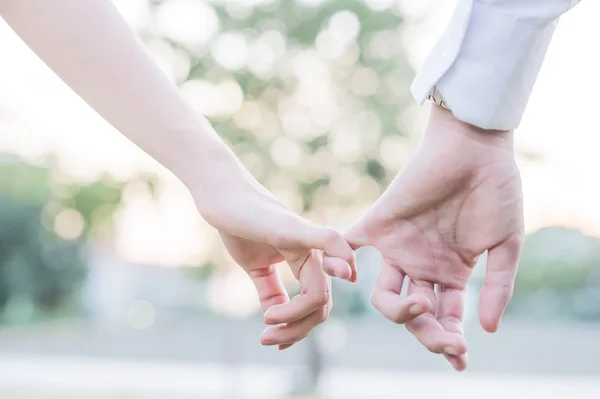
[[412, 0, 579, 131]]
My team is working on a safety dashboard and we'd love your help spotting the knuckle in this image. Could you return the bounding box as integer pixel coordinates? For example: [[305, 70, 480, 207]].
[[370, 293, 380, 310], [492, 277, 515, 294], [506, 284, 515, 299], [247, 265, 276, 279], [317, 308, 329, 323], [506, 234, 524, 250], [322, 228, 342, 249], [440, 314, 463, 327], [295, 334, 309, 344], [406, 322, 426, 339], [485, 271, 516, 293], [311, 291, 329, 307], [392, 311, 407, 325], [371, 291, 382, 312], [324, 298, 333, 315]]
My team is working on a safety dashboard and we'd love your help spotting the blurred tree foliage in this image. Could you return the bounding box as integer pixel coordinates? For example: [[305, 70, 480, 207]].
[[149, 0, 414, 212], [0, 158, 154, 323], [0, 196, 84, 323]]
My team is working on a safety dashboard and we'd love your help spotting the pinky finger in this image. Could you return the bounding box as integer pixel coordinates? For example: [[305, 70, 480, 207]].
[[323, 255, 353, 281]]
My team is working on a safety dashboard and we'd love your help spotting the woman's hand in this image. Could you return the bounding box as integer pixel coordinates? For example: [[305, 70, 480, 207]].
[[191, 153, 356, 349]]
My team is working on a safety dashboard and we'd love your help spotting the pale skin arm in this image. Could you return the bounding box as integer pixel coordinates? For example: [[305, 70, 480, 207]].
[[0, 0, 227, 189], [0, 0, 356, 347]]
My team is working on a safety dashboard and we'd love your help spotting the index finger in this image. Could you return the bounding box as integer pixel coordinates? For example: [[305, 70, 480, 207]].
[[264, 250, 329, 324], [247, 265, 289, 313]]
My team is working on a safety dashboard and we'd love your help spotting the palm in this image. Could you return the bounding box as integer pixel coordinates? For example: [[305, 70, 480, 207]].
[[347, 107, 524, 371], [379, 163, 523, 289]]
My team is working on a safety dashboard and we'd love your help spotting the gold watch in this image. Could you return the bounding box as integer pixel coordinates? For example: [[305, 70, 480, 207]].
[[427, 86, 449, 110]]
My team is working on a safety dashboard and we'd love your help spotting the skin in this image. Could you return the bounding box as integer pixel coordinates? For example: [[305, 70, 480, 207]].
[[190, 157, 357, 350], [346, 105, 525, 371], [1, 0, 523, 366]]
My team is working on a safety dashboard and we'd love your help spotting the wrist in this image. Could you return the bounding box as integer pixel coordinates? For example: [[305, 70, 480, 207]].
[[161, 115, 240, 188], [182, 137, 263, 221], [427, 105, 514, 151], [184, 140, 246, 190]]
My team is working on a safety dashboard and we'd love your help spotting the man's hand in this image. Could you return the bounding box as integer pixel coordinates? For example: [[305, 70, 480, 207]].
[[346, 105, 524, 371], [191, 157, 356, 350]]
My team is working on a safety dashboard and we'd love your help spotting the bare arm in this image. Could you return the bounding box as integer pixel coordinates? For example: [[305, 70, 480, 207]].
[[0, 0, 235, 189]]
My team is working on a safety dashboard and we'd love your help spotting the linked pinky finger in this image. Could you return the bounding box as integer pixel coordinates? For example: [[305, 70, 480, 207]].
[[323, 255, 353, 281]]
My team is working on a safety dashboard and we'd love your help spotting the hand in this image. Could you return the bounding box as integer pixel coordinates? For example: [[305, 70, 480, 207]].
[[346, 106, 524, 371], [190, 153, 356, 350]]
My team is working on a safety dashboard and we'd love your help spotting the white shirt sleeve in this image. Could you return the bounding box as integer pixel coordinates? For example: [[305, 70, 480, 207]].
[[0, 0, 228, 188], [411, 0, 582, 131]]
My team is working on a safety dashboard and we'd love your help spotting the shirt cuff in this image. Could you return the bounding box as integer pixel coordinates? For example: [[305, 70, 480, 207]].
[[411, 0, 572, 131]]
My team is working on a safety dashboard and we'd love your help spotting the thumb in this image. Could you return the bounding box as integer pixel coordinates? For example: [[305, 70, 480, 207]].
[[338, 220, 374, 283], [478, 237, 522, 333], [344, 219, 371, 251]]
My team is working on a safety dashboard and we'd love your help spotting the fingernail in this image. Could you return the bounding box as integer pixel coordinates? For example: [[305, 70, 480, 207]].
[[333, 268, 351, 281], [409, 305, 424, 315], [264, 310, 273, 322], [445, 346, 459, 356]]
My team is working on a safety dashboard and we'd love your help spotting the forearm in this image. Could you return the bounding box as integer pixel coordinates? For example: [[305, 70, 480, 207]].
[[412, 0, 581, 131], [0, 0, 237, 189]]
